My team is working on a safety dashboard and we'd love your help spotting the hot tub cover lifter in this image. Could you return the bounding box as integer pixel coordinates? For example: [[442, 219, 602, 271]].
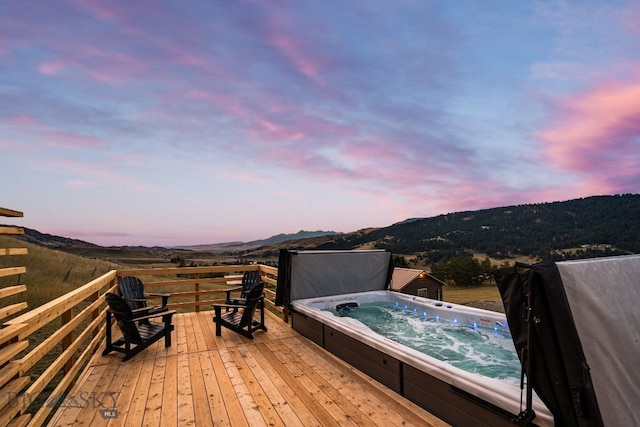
[[495, 256, 640, 427]]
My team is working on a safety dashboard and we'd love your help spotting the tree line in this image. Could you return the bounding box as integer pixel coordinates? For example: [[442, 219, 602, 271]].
[[319, 194, 640, 261]]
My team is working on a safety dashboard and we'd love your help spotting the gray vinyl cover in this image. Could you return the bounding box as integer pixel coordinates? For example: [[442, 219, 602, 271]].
[[556, 255, 640, 427], [289, 250, 392, 301]]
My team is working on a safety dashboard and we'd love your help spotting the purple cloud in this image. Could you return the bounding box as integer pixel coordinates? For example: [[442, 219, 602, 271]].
[[537, 77, 640, 193]]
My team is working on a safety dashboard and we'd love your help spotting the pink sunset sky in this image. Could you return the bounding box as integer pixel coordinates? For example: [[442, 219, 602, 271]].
[[1, 1, 639, 246]]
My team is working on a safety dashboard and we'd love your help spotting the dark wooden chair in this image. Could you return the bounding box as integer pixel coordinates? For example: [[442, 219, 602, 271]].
[[212, 282, 267, 339], [223, 270, 262, 307], [103, 292, 176, 361], [119, 276, 170, 317]]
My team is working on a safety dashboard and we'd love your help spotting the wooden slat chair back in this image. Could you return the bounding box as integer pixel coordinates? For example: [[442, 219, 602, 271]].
[[224, 270, 263, 306], [119, 276, 169, 315], [213, 282, 267, 339], [103, 292, 176, 361]]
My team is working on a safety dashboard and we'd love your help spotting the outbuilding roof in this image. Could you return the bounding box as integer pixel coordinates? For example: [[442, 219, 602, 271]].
[[390, 267, 424, 291]]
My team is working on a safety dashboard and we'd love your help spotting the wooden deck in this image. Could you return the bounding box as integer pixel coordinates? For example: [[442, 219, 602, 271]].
[[49, 310, 449, 427]]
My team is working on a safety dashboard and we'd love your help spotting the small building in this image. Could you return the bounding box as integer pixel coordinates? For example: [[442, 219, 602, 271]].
[[390, 267, 445, 300]]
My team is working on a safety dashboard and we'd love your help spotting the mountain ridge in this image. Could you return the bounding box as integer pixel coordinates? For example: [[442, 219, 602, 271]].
[[5, 226, 339, 253], [6, 194, 640, 264], [238, 194, 640, 262], [175, 230, 339, 252]]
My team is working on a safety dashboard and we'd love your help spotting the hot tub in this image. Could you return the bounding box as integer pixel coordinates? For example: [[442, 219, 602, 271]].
[[291, 290, 553, 427]]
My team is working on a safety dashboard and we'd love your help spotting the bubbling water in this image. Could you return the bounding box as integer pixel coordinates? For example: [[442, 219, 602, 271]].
[[326, 302, 521, 382]]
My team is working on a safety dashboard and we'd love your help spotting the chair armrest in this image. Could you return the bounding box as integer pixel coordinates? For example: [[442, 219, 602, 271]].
[[144, 292, 170, 306], [212, 295, 263, 310], [131, 307, 151, 317], [115, 310, 177, 324], [212, 303, 247, 310], [223, 287, 243, 303]]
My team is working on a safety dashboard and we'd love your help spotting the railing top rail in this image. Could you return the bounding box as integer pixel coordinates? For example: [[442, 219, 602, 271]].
[[5, 270, 117, 331], [260, 265, 278, 275], [116, 264, 260, 277], [0, 207, 24, 217]]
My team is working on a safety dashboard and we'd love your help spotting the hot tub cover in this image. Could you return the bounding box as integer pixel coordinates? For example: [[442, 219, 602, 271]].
[[495, 255, 640, 427], [275, 249, 393, 307]]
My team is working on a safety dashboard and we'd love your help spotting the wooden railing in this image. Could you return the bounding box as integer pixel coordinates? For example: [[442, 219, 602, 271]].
[[0, 207, 31, 426], [0, 260, 284, 426], [114, 264, 282, 316], [3, 272, 117, 426]]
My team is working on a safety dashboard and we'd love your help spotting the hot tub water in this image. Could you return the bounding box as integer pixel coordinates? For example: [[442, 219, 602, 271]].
[[325, 301, 521, 382]]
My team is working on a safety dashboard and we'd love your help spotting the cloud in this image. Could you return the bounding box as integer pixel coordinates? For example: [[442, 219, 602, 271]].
[[43, 130, 107, 149], [36, 43, 150, 85], [64, 180, 98, 188], [70, 0, 126, 23], [0, 139, 27, 150], [267, 29, 322, 76], [531, 62, 593, 82], [32, 157, 157, 193], [0, 36, 8, 57], [38, 61, 66, 76], [620, 3, 640, 35], [4, 114, 41, 127], [537, 78, 640, 193]]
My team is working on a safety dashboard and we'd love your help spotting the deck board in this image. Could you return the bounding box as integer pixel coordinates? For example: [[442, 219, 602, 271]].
[[48, 311, 449, 427], [159, 354, 178, 427]]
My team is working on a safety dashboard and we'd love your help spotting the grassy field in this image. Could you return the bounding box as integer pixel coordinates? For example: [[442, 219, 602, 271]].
[[0, 236, 119, 308], [443, 283, 502, 304]]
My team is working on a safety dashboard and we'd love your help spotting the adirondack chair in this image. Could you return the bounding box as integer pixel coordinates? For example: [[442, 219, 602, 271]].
[[118, 276, 170, 316], [103, 292, 176, 361], [223, 270, 262, 307], [212, 282, 267, 339]]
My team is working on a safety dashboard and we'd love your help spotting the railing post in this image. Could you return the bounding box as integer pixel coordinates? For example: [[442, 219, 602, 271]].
[[91, 291, 100, 337], [194, 273, 200, 312], [61, 309, 73, 374]]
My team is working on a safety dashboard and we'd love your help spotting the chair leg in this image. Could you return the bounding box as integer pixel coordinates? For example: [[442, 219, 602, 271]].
[[121, 344, 146, 362], [255, 297, 267, 332], [260, 298, 265, 329], [214, 306, 222, 336], [102, 311, 114, 356], [164, 323, 172, 348]]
